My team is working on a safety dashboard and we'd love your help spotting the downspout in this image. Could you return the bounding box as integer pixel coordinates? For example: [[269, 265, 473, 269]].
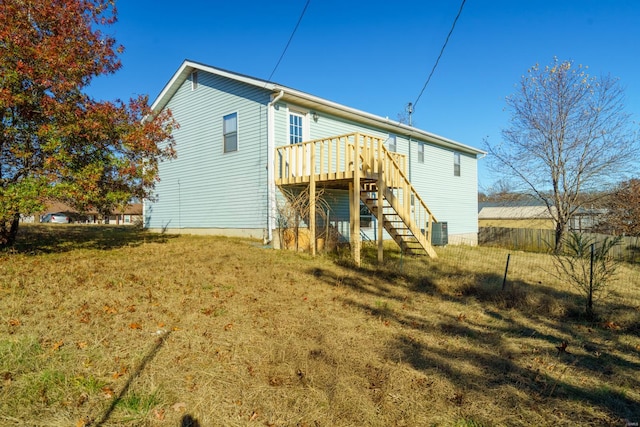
[[266, 90, 285, 244]]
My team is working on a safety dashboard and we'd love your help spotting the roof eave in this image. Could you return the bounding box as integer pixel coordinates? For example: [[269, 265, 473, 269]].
[[275, 87, 485, 156], [151, 60, 277, 113], [150, 60, 485, 157]]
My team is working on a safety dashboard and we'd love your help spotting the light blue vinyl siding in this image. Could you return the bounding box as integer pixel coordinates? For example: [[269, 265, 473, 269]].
[[146, 72, 270, 231], [147, 65, 479, 242], [273, 105, 478, 241]]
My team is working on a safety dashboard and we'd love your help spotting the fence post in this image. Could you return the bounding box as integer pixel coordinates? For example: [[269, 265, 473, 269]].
[[502, 253, 511, 291], [588, 243, 594, 315]]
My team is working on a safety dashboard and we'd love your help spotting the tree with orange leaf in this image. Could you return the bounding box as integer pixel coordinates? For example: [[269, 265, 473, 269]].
[[0, 0, 177, 247], [599, 179, 640, 237]]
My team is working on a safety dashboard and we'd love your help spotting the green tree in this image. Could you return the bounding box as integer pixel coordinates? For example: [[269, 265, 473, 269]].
[[0, 0, 177, 247], [485, 58, 638, 252]]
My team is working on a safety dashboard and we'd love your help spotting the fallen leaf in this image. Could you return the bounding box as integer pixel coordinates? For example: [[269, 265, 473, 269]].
[[224, 323, 233, 331], [249, 411, 259, 421], [157, 322, 165, 328], [76, 341, 87, 349], [112, 366, 128, 379], [77, 393, 88, 406], [52, 340, 64, 351], [153, 408, 166, 420], [129, 322, 142, 330], [457, 313, 466, 322], [8, 318, 20, 327], [101, 386, 115, 398], [3, 371, 13, 385], [103, 305, 118, 314], [172, 401, 187, 412], [603, 321, 620, 330]]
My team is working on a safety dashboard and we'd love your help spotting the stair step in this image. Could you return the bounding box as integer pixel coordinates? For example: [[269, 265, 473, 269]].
[[359, 181, 436, 259]]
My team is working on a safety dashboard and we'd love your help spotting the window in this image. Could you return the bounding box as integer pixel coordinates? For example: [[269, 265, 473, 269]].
[[360, 201, 373, 228], [388, 134, 397, 152], [191, 71, 198, 90], [289, 112, 304, 144], [418, 142, 425, 163], [454, 152, 461, 176], [223, 112, 238, 153]]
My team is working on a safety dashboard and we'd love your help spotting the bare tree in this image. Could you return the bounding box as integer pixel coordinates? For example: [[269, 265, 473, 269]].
[[551, 232, 622, 319], [485, 58, 639, 252], [276, 186, 335, 251]]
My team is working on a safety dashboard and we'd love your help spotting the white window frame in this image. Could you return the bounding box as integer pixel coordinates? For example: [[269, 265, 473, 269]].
[[287, 108, 309, 145], [418, 142, 425, 163], [454, 152, 461, 176], [223, 112, 238, 153], [387, 134, 397, 152]]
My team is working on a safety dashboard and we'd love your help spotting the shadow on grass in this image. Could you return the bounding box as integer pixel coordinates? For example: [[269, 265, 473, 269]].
[[94, 331, 172, 426], [181, 414, 202, 427], [9, 224, 176, 254], [388, 329, 639, 422], [315, 245, 640, 423]]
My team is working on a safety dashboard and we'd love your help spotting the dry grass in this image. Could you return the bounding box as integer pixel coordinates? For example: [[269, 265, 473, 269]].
[[1, 225, 639, 426]]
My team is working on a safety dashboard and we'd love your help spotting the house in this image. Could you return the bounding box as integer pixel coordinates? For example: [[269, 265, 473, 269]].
[[145, 60, 485, 264], [478, 204, 605, 233], [478, 205, 556, 229], [20, 201, 143, 225]]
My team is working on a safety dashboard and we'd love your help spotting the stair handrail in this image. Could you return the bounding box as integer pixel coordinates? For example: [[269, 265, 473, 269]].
[[372, 141, 438, 224]]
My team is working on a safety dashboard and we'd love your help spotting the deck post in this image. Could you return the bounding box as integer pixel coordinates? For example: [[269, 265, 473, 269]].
[[350, 134, 361, 266], [309, 142, 316, 256], [377, 141, 384, 263]]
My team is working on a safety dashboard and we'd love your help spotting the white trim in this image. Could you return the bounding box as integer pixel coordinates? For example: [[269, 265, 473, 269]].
[[387, 134, 397, 152], [267, 91, 284, 243], [286, 108, 310, 143], [222, 111, 239, 153], [191, 70, 198, 90]]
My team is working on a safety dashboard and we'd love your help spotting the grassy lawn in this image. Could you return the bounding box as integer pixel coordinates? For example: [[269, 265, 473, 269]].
[[1, 225, 639, 426]]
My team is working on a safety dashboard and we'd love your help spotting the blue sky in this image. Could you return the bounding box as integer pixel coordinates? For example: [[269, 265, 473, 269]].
[[86, 0, 640, 191]]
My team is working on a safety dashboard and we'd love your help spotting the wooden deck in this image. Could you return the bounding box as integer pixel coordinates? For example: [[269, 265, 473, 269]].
[[275, 132, 438, 264]]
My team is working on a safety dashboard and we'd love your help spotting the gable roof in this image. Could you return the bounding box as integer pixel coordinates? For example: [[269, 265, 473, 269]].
[[152, 60, 485, 157]]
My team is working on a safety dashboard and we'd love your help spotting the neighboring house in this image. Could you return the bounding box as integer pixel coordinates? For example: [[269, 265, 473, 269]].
[[145, 60, 485, 263], [102, 204, 143, 225], [20, 202, 142, 225], [478, 204, 605, 233], [478, 205, 556, 229]]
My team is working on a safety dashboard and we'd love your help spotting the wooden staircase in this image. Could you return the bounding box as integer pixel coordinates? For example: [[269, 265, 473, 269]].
[[360, 182, 437, 257], [275, 132, 439, 260]]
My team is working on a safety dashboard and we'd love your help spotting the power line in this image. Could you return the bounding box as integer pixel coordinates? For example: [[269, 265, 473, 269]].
[[413, 0, 466, 109], [268, 0, 311, 81]]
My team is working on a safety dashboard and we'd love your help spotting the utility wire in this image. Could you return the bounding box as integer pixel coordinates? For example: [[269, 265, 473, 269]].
[[268, 0, 311, 81], [413, 0, 466, 109]]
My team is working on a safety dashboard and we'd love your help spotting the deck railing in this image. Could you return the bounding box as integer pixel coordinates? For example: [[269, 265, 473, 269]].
[[275, 132, 437, 255], [275, 133, 408, 185]]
